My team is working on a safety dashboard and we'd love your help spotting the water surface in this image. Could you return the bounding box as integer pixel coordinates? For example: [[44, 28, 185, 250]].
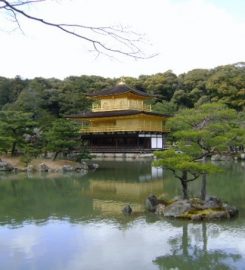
[[0, 160, 244, 270]]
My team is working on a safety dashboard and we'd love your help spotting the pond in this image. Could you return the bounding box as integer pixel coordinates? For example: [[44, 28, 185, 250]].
[[0, 160, 244, 270]]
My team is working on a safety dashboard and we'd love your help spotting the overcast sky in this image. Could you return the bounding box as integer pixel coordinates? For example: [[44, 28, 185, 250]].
[[0, 0, 245, 79]]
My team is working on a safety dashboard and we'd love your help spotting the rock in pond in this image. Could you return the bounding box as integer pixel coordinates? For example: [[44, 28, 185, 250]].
[[88, 163, 99, 170], [62, 165, 74, 172], [146, 195, 239, 221], [145, 194, 159, 212], [0, 160, 14, 171], [163, 200, 192, 218], [202, 196, 223, 209], [80, 162, 89, 171], [38, 163, 50, 172], [122, 205, 132, 215], [27, 164, 35, 172]]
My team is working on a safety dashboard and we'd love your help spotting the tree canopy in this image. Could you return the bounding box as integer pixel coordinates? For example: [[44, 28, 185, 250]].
[[1, 63, 244, 123], [44, 118, 81, 160], [154, 103, 245, 199], [0, 111, 37, 155]]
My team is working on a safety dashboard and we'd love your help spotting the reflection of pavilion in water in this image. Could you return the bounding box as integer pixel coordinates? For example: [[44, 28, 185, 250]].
[[85, 161, 164, 215], [91, 178, 164, 215], [90, 160, 164, 182]]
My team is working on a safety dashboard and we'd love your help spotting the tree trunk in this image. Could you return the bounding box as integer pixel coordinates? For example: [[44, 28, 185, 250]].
[[53, 151, 60, 161], [201, 174, 207, 201], [11, 141, 17, 156], [181, 171, 188, 199], [201, 156, 207, 201]]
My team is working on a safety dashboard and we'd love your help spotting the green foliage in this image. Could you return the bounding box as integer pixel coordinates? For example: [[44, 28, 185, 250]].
[[4, 78, 62, 125], [74, 149, 92, 161], [0, 76, 27, 110], [0, 63, 244, 118], [0, 135, 13, 154], [171, 89, 193, 108], [0, 111, 37, 155], [206, 64, 245, 110], [167, 103, 243, 155], [154, 150, 219, 177], [44, 119, 81, 160], [174, 64, 245, 110], [176, 69, 210, 108], [142, 71, 178, 101], [20, 145, 38, 166], [152, 100, 177, 114], [154, 103, 243, 199]]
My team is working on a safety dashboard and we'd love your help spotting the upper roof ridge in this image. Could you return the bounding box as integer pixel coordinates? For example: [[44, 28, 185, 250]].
[[88, 82, 152, 98], [117, 78, 126, 85]]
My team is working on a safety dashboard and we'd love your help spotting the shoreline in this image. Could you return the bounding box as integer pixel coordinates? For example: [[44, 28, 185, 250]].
[[0, 156, 98, 174]]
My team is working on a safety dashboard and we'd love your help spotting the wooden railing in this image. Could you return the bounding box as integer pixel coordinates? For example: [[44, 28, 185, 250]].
[[80, 125, 169, 133], [88, 146, 153, 153], [92, 104, 151, 112]]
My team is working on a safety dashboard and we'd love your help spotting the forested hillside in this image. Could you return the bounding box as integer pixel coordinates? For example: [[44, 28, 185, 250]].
[[0, 63, 244, 122]]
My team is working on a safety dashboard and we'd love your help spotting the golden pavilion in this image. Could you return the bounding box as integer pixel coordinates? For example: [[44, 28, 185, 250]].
[[68, 82, 170, 153]]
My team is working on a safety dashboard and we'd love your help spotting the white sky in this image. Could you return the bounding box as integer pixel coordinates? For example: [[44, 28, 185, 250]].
[[0, 0, 245, 79]]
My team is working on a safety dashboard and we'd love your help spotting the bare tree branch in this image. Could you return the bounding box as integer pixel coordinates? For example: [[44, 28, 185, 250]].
[[4, 4, 25, 33], [0, 0, 45, 9], [0, 0, 157, 59]]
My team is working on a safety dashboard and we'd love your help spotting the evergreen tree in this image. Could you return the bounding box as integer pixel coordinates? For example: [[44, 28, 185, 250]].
[[44, 119, 81, 160], [0, 111, 36, 156], [154, 103, 244, 199]]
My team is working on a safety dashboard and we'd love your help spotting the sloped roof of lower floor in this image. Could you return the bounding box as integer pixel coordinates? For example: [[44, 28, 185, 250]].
[[66, 110, 171, 119]]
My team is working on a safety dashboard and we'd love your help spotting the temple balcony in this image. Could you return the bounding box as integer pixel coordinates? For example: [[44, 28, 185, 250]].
[[92, 103, 151, 112], [80, 125, 169, 133]]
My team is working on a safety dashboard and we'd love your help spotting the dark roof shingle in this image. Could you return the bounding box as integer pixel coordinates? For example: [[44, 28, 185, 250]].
[[88, 84, 151, 98], [67, 110, 170, 119]]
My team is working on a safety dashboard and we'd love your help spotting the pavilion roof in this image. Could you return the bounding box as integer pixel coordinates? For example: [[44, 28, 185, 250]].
[[67, 110, 170, 119], [88, 83, 152, 98]]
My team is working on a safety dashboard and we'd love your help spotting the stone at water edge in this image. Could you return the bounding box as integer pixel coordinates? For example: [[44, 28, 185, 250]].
[[163, 200, 192, 218], [122, 205, 132, 215], [27, 165, 35, 172], [80, 162, 89, 171], [38, 163, 50, 172], [62, 165, 74, 172], [211, 154, 222, 161], [0, 160, 14, 171], [211, 154, 233, 161], [155, 204, 166, 215], [88, 163, 99, 170], [202, 196, 223, 209], [221, 204, 239, 218], [145, 194, 159, 212]]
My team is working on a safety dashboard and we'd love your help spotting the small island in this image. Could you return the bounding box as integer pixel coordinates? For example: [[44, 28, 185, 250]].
[[145, 194, 239, 221]]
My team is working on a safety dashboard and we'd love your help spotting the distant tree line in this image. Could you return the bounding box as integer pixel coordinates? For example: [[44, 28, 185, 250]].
[[0, 63, 244, 160], [1, 63, 245, 119]]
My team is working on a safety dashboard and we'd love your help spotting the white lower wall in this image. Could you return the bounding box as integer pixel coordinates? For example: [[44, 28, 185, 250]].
[[151, 135, 163, 149]]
